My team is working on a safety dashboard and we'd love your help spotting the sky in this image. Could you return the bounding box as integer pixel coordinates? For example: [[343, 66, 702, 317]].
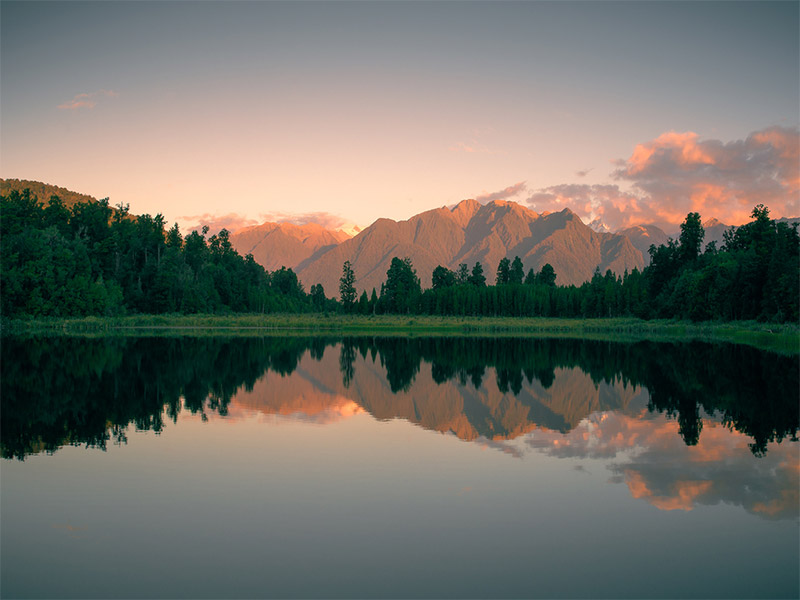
[[1, 1, 798, 234]]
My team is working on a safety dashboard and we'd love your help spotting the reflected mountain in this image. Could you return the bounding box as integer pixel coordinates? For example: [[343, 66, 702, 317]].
[[2, 336, 797, 461]]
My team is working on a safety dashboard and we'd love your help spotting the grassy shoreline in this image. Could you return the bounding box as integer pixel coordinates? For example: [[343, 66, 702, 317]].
[[2, 313, 798, 353]]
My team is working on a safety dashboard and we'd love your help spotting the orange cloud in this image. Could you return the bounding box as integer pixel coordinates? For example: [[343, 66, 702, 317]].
[[58, 89, 118, 110], [528, 126, 800, 230], [475, 181, 528, 204], [259, 210, 351, 230], [624, 131, 716, 176], [625, 471, 713, 511], [177, 210, 355, 237], [527, 184, 645, 231], [529, 412, 799, 520], [613, 126, 799, 226], [178, 212, 261, 236]]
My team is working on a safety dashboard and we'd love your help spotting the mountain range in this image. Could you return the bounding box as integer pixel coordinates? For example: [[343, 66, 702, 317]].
[[7, 178, 798, 294], [232, 199, 645, 293]]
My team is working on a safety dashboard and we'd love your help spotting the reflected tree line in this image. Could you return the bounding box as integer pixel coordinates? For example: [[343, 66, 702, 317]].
[[2, 336, 796, 459]]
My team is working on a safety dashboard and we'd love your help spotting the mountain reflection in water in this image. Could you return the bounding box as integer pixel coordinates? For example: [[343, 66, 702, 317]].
[[2, 336, 797, 519]]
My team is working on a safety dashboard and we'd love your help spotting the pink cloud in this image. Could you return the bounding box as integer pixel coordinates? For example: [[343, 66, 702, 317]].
[[58, 89, 118, 110], [178, 213, 261, 236], [475, 181, 527, 204], [527, 183, 646, 231], [259, 211, 350, 230], [528, 126, 800, 230], [528, 411, 799, 519], [178, 210, 354, 237], [613, 126, 799, 226]]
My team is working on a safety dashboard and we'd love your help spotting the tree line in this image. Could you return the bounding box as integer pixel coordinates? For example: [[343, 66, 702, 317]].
[[2, 187, 797, 323], [1, 189, 338, 317], [339, 206, 798, 323]]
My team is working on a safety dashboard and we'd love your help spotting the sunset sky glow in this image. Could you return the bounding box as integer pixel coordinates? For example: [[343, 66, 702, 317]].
[[1, 1, 797, 233]]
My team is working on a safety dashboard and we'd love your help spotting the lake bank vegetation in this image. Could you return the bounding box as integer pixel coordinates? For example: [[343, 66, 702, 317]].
[[2, 188, 797, 332], [3, 314, 798, 354]]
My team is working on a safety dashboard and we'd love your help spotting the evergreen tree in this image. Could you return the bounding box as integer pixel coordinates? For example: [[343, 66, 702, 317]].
[[339, 260, 356, 312], [357, 290, 369, 314], [432, 265, 456, 290], [496, 257, 510, 285], [538, 263, 557, 287], [509, 256, 524, 284], [679, 212, 704, 264], [456, 263, 470, 285], [310, 284, 327, 311], [382, 257, 421, 313], [470, 262, 486, 287], [524, 268, 536, 285]]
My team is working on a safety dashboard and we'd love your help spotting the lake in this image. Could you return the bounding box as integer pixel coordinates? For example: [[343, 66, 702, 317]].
[[1, 335, 798, 599]]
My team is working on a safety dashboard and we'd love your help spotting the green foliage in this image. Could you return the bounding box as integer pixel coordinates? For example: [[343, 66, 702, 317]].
[[496, 257, 510, 285], [2, 189, 795, 324], [679, 212, 704, 263], [470, 262, 486, 287], [382, 257, 421, 314], [432, 265, 456, 290], [509, 256, 524, 284], [1, 189, 316, 317], [538, 263, 557, 287], [456, 263, 470, 285], [339, 260, 356, 311]]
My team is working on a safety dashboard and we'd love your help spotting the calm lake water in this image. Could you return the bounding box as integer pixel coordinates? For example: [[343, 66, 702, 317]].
[[1, 335, 798, 599]]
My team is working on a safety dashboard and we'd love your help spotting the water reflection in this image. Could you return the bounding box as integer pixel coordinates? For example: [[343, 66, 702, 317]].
[[3, 336, 796, 458], [3, 336, 799, 521]]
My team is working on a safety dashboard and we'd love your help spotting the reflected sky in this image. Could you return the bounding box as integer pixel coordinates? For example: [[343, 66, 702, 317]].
[[2, 336, 798, 598], [219, 347, 798, 521]]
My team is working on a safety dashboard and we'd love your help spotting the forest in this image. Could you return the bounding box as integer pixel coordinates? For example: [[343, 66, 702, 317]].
[[1, 188, 798, 323], [339, 207, 798, 323]]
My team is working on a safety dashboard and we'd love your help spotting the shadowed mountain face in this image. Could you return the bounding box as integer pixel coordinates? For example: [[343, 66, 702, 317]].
[[617, 224, 670, 265], [229, 221, 351, 273], [295, 200, 644, 293]]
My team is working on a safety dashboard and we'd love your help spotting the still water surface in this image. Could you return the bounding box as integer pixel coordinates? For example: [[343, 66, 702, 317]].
[[1, 336, 798, 599]]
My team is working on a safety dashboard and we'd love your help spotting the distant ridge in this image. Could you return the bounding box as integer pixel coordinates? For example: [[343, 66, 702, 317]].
[[230, 221, 351, 273], [0, 178, 99, 208], [295, 199, 645, 294]]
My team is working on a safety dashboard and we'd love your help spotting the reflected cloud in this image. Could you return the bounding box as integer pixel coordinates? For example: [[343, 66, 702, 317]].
[[3, 336, 796, 522], [528, 412, 799, 520]]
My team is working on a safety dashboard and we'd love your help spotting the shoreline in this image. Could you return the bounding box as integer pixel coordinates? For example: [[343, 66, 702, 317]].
[[2, 314, 798, 353]]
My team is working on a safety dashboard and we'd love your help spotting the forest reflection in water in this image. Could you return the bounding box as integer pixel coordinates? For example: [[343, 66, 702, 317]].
[[2, 335, 798, 520]]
